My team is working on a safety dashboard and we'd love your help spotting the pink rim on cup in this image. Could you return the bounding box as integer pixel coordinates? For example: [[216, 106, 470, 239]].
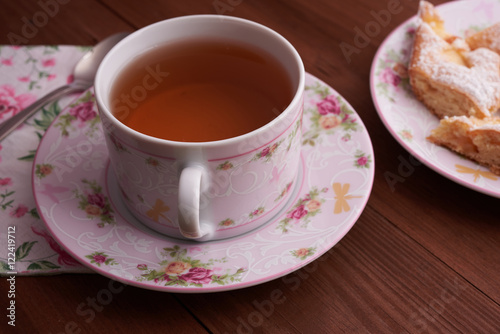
[[95, 15, 305, 241]]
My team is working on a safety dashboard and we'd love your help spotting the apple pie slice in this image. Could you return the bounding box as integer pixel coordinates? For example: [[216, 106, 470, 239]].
[[428, 116, 500, 175], [408, 1, 500, 119]]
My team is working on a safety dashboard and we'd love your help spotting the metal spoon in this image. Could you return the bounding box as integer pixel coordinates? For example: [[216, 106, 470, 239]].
[[0, 32, 129, 141]]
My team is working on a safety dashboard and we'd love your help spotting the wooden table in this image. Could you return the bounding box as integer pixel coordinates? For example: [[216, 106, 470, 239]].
[[1, 0, 499, 333]]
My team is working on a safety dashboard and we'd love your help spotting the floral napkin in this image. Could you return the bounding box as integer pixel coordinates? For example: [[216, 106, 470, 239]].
[[0, 45, 94, 275]]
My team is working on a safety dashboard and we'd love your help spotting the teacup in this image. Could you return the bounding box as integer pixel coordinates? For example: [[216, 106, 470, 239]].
[[95, 15, 305, 241]]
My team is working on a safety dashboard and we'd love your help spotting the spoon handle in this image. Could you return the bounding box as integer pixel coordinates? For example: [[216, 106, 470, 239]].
[[0, 83, 87, 142]]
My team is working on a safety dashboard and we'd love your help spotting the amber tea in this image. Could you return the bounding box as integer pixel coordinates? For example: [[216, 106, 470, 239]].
[[110, 38, 294, 142]]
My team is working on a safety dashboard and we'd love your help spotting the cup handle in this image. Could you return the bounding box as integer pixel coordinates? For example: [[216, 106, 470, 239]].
[[178, 165, 208, 239]]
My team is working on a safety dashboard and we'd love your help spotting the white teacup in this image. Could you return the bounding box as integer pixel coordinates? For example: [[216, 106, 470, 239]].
[[95, 15, 304, 241]]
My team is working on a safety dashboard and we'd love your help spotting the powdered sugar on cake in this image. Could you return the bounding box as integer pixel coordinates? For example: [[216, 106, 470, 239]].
[[414, 23, 500, 115]]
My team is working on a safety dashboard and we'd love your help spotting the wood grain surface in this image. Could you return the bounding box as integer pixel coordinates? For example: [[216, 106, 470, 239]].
[[1, 0, 499, 333]]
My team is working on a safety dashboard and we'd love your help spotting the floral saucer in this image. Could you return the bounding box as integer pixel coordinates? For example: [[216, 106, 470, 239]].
[[370, 0, 500, 198], [33, 73, 374, 292]]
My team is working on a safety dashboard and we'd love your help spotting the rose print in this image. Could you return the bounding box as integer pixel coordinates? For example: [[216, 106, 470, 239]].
[[74, 179, 115, 227], [35, 164, 54, 179], [317, 94, 341, 115], [253, 140, 283, 162], [380, 67, 401, 87], [306, 199, 322, 212], [249, 207, 265, 219], [374, 23, 416, 101], [41, 58, 55, 67], [0, 177, 13, 187], [69, 101, 96, 122], [164, 261, 191, 275], [295, 248, 309, 257], [87, 193, 106, 208], [85, 204, 101, 216], [217, 161, 233, 170], [278, 187, 328, 233], [303, 83, 358, 146], [219, 218, 234, 227], [10, 204, 28, 218], [399, 129, 413, 142], [109, 134, 128, 152], [55, 91, 99, 137], [137, 245, 246, 287], [354, 150, 372, 169], [1, 58, 13, 66], [291, 247, 316, 260], [93, 254, 106, 264], [319, 114, 341, 130], [146, 157, 160, 167], [179, 267, 214, 284], [261, 146, 270, 157], [85, 252, 117, 267], [287, 204, 308, 220], [31, 226, 79, 267], [357, 156, 368, 166], [0, 84, 36, 120]]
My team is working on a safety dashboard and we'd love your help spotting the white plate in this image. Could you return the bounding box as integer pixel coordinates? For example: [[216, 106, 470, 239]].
[[370, 0, 500, 197]]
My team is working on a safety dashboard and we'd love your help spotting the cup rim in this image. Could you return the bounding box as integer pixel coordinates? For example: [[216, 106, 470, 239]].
[[94, 14, 305, 148]]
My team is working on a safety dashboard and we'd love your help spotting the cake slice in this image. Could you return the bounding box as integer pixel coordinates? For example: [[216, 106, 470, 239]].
[[428, 116, 500, 175], [408, 1, 500, 119], [466, 22, 500, 55]]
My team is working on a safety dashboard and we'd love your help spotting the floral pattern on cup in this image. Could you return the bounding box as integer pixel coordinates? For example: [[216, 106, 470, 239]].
[[35, 163, 54, 179], [303, 82, 358, 146], [74, 179, 115, 227], [85, 252, 117, 267], [136, 245, 246, 287], [285, 118, 302, 151], [109, 134, 129, 153], [252, 140, 283, 162], [354, 150, 372, 169], [277, 187, 328, 233], [291, 247, 316, 260], [373, 24, 416, 101], [216, 161, 234, 171], [54, 91, 99, 137], [145, 157, 161, 168]]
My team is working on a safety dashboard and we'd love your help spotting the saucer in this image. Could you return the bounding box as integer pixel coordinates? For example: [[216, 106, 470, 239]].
[[33, 73, 374, 292], [370, 0, 500, 198]]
